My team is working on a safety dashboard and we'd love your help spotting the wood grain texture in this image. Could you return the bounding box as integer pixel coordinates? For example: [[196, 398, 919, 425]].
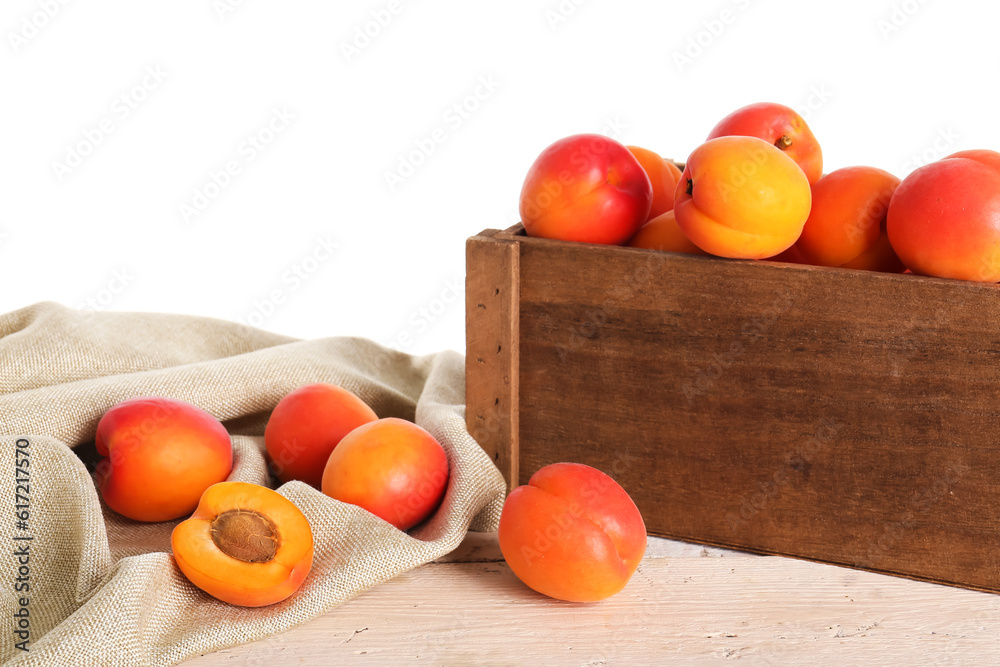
[[182, 532, 1000, 666], [466, 231, 520, 489], [468, 226, 1000, 593]]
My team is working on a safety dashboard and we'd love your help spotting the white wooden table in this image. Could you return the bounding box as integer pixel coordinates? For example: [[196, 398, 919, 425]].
[[182, 532, 1000, 665]]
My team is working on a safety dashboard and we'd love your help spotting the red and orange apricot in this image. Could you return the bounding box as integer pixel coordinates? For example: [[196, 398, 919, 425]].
[[519, 134, 653, 245], [95, 397, 233, 522], [627, 145, 683, 220], [498, 462, 646, 602], [887, 149, 1000, 281], [796, 166, 904, 273], [321, 418, 449, 531], [706, 102, 823, 184], [265, 383, 378, 488]]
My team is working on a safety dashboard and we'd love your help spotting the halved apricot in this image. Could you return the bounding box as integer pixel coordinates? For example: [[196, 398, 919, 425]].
[[171, 481, 314, 607]]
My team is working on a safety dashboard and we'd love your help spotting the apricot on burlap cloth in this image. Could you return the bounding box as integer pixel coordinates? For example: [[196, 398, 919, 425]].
[[0, 302, 507, 666]]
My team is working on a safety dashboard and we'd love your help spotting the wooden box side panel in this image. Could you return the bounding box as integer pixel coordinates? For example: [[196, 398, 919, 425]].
[[466, 230, 520, 489], [514, 237, 1000, 592]]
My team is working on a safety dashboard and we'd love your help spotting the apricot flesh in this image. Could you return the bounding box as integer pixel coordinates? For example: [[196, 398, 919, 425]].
[[172, 481, 314, 607]]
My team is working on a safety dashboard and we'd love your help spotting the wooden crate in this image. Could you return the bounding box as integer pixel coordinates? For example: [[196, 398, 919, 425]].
[[466, 224, 1000, 594]]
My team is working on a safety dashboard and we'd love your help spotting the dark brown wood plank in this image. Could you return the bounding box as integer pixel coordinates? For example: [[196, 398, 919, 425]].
[[508, 235, 1000, 593], [465, 230, 520, 489]]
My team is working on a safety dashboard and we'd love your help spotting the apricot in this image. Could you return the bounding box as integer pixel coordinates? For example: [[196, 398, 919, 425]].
[[795, 166, 905, 273], [498, 462, 646, 602], [627, 146, 683, 220], [95, 397, 233, 522], [265, 383, 378, 488], [707, 102, 823, 184], [626, 210, 707, 255], [519, 133, 653, 245], [172, 481, 314, 607], [887, 149, 1000, 281], [673, 136, 812, 259], [321, 418, 449, 531]]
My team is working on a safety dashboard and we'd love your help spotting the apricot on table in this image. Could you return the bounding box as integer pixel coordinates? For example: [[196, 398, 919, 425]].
[[498, 462, 646, 602], [95, 396, 233, 522], [171, 481, 314, 607], [626, 210, 707, 255], [321, 417, 449, 531], [707, 101, 823, 184], [887, 149, 1000, 281], [627, 146, 683, 220], [265, 383, 378, 488], [519, 133, 653, 245], [795, 166, 905, 273], [673, 136, 812, 259]]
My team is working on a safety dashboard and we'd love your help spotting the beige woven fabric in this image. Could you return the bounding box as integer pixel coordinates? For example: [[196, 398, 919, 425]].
[[0, 302, 506, 666]]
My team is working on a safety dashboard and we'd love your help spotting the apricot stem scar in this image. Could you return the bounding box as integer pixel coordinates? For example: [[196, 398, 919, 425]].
[[211, 508, 278, 563], [775, 135, 793, 150], [686, 178, 693, 196]]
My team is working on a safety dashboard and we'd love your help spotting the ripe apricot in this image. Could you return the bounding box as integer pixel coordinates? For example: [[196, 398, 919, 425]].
[[626, 210, 707, 255], [519, 134, 653, 245], [795, 166, 905, 273], [321, 418, 449, 531], [95, 397, 233, 522], [673, 136, 811, 259], [265, 383, 378, 488], [627, 146, 683, 220], [887, 149, 1000, 281], [707, 102, 823, 184], [499, 463, 646, 602], [171, 481, 314, 607]]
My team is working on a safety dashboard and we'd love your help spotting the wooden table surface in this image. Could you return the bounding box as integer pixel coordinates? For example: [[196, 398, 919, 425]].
[[182, 532, 1000, 666]]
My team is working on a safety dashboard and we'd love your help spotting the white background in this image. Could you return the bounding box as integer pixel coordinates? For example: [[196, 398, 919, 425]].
[[2, 0, 997, 355]]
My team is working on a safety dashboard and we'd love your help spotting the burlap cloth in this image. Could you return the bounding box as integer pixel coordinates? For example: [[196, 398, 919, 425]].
[[0, 302, 506, 666]]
